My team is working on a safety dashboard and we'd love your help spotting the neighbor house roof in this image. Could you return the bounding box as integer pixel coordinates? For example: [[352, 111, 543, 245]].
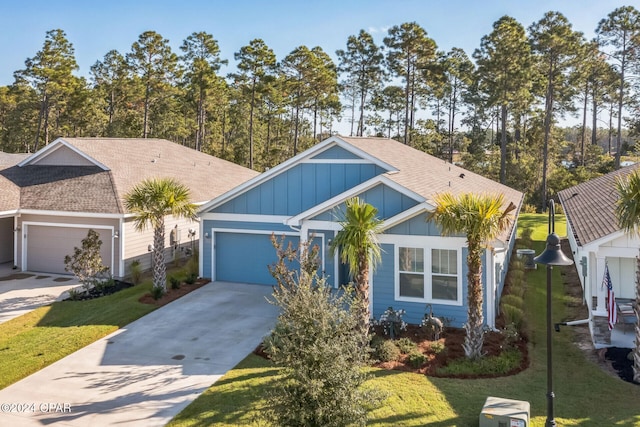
[[558, 164, 640, 246], [0, 138, 258, 214], [0, 153, 30, 213]]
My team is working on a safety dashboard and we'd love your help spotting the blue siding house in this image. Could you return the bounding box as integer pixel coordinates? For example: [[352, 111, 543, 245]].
[[198, 136, 523, 328]]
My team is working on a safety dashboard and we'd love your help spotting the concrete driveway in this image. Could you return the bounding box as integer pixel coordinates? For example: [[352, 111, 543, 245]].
[[0, 264, 79, 324], [0, 281, 278, 426]]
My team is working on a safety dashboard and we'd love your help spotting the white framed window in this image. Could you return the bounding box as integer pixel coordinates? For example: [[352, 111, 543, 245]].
[[394, 243, 461, 305], [399, 247, 424, 298], [431, 249, 458, 301]]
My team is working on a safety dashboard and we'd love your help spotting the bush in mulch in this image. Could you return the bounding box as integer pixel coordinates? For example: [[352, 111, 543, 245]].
[[606, 347, 639, 385], [65, 279, 134, 301]]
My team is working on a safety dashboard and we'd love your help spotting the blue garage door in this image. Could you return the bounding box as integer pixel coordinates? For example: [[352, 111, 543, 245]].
[[215, 232, 300, 285]]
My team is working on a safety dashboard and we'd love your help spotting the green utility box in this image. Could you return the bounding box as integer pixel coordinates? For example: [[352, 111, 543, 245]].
[[479, 396, 529, 427]]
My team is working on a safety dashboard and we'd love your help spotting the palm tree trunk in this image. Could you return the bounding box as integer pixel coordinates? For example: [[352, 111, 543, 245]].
[[463, 242, 484, 360], [634, 252, 640, 383], [356, 254, 370, 334], [153, 221, 167, 292]]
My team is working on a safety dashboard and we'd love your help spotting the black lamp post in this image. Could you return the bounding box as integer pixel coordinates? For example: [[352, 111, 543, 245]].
[[534, 199, 574, 427]]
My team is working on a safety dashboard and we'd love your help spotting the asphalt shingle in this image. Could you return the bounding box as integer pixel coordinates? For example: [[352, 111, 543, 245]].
[[558, 164, 640, 246]]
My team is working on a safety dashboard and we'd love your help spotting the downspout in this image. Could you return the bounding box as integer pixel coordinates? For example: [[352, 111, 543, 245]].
[[554, 318, 589, 332], [13, 215, 19, 270], [118, 217, 124, 278]]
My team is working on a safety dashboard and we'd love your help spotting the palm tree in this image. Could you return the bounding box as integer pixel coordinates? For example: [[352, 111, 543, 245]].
[[428, 192, 515, 360], [330, 197, 384, 333], [125, 178, 197, 294], [614, 170, 640, 383]]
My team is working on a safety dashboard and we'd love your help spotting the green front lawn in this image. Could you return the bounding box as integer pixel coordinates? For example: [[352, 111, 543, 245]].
[[0, 280, 157, 389], [169, 214, 640, 427]]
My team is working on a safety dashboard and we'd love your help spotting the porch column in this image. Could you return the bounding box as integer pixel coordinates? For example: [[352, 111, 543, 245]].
[[594, 257, 607, 316]]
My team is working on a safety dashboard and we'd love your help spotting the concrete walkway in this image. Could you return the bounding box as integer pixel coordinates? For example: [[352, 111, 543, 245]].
[[0, 263, 80, 324], [0, 281, 278, 426]]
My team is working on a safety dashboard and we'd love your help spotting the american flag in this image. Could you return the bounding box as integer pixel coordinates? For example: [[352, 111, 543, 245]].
[[603, 264, 617, 330]]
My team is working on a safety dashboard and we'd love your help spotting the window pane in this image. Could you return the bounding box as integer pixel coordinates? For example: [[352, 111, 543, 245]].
[[399, 247, 423, 272], [432, 275, 458, 300], [432, 249, 456, 274], [400, 273, 424, 298]]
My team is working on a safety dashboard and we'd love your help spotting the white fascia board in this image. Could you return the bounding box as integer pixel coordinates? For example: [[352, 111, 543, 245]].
[[301, 220, 343, 231], [0, 209, 18, 217], [580, 230, 627, 253], [199, 212, 291, 223], [381, 202, 433, 231], [198, 136, 397, 214], [287, 175, 425, 226], [18, 138, 109, 170], [18, 209, 125, 219]]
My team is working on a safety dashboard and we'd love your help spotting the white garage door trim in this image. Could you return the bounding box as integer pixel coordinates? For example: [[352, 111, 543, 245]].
[[22, 221, 115, 274], [210, 228, 299, 283]]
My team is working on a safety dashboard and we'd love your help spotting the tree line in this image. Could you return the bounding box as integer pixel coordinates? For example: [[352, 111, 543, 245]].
[[1, 6, 639, 209]]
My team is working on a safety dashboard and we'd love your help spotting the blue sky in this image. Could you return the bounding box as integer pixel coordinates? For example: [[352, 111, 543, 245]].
[[0, 0, 634, 87]]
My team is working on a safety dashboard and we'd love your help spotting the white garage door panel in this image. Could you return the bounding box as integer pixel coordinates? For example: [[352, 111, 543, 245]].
[[26, 226, 112, 275]]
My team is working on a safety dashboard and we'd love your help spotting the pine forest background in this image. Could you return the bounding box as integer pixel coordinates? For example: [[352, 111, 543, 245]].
[[2, 6, 640, 211]]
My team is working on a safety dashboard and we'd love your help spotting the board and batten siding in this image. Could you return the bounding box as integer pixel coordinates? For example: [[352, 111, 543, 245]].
[[312, 184, 420, 221], [212, 163, 386, 216]]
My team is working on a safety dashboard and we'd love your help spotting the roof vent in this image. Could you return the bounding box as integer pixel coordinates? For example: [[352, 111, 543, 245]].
[[151, 159, 156, 163], [459, 173, 465, 179]]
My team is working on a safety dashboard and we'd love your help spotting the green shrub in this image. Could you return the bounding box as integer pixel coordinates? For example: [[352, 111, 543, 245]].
[[407, 351, 427, 368], [509, 270, 525, 282], [185, 273, 197, 285], [501, 323, 521, 348], [186, 255, 198, 278], [430, 341, 446, 355], [376, 340, 401, 362], [500, 294, 524, 309], [169, 275, 181, 290], [501, 303, 525, 330], [129, 260, 142, 285], [67, 287, 83, 301], [150, 286, 165, 300], [263, 238, 380, 427], [396, 337, 417, 354], [508, 284, 526, 298]]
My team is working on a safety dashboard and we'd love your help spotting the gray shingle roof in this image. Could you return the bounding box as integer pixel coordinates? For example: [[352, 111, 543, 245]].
[[558, 164, 640, 246], [1, 166, 121, 212], [0, 138, 258, 214], [62, 138, 258, 206], [0, 153, 29, 212], [340, 136, 523, 208], [340, 137, 524, 242]]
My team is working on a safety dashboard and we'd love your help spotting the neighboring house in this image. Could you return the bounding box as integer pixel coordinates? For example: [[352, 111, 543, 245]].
[[559, 164, 640, 348], [199, 136, 523, 327], [0, 138, 257, 278]]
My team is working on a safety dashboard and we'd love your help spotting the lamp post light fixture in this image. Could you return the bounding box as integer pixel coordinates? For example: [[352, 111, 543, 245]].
[[534, 199, 574, 427]]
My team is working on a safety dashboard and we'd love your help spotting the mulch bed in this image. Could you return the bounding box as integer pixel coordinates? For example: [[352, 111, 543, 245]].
[[67, 279, 134, 301], [605, 347, 638, 384], [254, 324, 529, 379], [138, 278, 210, 306], [371, 325, 528, 378]]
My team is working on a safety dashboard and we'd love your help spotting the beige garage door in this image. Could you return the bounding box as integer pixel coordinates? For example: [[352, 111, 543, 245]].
[[26, 225, 112, 275]]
